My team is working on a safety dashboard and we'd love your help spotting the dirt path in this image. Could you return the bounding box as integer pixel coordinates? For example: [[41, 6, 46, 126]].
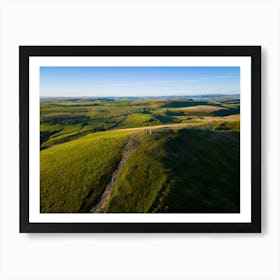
[[90, 133, 139, 213]]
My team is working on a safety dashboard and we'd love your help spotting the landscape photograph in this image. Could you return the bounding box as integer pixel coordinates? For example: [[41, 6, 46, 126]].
[[40, 66, 240, 214]]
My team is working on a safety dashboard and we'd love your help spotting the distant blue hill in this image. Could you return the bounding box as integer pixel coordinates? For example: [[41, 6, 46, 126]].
[[40, 94, 240, 101]]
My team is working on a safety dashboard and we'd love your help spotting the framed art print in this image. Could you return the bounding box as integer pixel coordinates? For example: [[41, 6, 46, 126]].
[[19, 46, 261, 233]]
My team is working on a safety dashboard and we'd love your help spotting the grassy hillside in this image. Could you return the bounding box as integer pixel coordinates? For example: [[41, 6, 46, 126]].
[[102, 130, 169, 213], [159, 129, 239, 213], [102, 127, 240, 213], [40, 96, 240, 213], [40, 129, 135, 212]]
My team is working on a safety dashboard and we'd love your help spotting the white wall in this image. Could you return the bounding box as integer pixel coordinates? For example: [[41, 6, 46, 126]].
[[0, 0, 279, 279]]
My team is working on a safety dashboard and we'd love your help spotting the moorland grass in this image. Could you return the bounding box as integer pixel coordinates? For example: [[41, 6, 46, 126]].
[[40, 97, 240, 213], [40, 129, 135, 212], [102, 130, 170, 212], [103, 127, 240, 213]]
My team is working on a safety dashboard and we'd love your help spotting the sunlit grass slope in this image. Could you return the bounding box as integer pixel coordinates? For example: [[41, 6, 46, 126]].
[[102, 130, 170, 213], [40, 129, 135, 213], [103, 127, 240, 213]]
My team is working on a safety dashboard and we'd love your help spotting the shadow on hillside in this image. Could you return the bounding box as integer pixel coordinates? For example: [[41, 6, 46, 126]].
[[157, 129, 240, 213]]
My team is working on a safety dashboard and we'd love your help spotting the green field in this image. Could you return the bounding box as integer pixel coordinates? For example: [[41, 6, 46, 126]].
[[40, 96, 240, 213]]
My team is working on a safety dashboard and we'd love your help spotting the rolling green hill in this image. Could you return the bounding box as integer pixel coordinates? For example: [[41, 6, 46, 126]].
[[40, 98, 239, 149], [40, 129, 135, 212], [40, 97, 240, 213], [102, 128, 239, 213]]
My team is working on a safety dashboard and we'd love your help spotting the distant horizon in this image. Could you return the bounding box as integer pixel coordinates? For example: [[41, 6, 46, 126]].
[[40, 66, 240, 97], [40, 93, 240, 99]]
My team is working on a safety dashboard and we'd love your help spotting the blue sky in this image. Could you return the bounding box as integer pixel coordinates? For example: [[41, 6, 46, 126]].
[[40, 66, 240, 97]]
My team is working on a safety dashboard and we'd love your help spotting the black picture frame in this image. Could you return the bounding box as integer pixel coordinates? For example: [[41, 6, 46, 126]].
[[20, 46, 261, 233]]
